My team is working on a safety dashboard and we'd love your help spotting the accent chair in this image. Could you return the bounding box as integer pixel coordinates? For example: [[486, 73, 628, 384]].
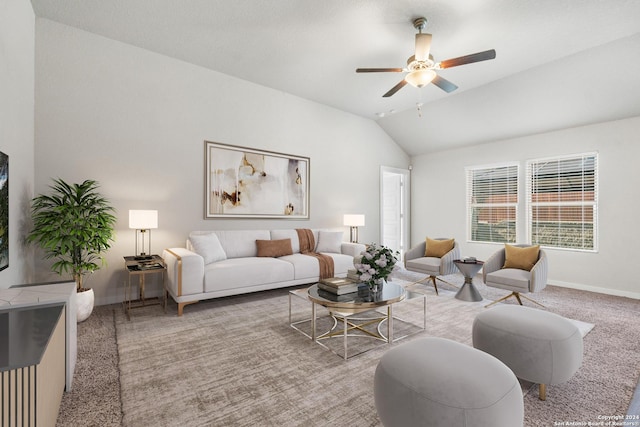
[[482, 244, 548, 307], [404, 237, 460, 295]]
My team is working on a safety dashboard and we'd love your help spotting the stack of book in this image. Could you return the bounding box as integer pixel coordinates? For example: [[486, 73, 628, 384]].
[[346, 269, 360, 281], [318, 277, 361, 295]]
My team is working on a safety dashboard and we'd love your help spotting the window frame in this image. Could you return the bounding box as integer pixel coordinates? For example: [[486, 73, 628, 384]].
[[526, 152, 598, 252], [466, 162, 519, 244]]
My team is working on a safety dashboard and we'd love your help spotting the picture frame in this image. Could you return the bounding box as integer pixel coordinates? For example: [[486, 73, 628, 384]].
[[0, 151, 8, 271], [204, 141, 309, 219]]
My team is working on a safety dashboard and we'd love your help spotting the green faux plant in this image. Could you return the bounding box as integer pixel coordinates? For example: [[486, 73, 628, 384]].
[[27, 178, 117, 291]]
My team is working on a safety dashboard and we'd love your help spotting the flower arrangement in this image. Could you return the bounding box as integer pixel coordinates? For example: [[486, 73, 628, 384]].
[[354, 243, 399, 290]]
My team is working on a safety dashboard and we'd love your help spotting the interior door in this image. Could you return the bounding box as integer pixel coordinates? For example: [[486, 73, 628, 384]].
[[380, 166, 410, 258]]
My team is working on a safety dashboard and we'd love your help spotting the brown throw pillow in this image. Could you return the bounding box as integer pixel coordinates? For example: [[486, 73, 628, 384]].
[[256, 239, 293, 258], [424, 238, 455, 258], [503, 244, 540, 271]]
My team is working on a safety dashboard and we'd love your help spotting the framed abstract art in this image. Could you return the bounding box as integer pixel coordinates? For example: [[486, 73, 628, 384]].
[[204, 141, 309, 219]]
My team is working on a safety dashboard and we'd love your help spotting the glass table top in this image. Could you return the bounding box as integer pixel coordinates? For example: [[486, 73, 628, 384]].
[[307, 281, 406, 311]]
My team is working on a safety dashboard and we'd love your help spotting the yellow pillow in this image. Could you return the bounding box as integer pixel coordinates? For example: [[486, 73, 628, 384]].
[[425, 238, 455, 258], [503, 244, 540, 271]]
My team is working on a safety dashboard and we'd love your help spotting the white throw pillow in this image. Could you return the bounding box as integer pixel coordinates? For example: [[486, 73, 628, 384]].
[[315, 231, 343, 254], [189, 233, 227, 264], [270, 229, 300, 253]]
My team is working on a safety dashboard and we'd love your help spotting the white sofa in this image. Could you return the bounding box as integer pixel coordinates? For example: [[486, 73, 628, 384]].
[[162, 229, 365, 315]]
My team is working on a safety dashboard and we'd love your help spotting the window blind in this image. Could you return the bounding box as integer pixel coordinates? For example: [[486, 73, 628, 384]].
[[527, 153, 598, 251], [466, 164, 518, 243]]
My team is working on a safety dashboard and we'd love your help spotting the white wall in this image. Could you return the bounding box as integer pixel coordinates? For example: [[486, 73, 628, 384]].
[[34, 19, 410, 305], [0, 0, 35, 288], [410, 116, 640, 298]]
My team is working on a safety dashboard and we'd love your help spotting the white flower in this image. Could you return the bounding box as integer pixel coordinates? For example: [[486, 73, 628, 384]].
[[353, 243, 399, 285]]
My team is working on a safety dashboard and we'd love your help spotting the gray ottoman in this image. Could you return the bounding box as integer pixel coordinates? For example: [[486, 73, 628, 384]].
[[472, 305, 583, 401], [374, 337, 523, 427]]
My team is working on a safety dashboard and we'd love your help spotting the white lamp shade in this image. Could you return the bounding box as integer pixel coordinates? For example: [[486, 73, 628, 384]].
[[129, 210, 158, 229], [343, 214, 365, 227]]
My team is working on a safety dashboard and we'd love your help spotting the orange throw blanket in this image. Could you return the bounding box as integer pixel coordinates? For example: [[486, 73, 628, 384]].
[[296, 229, 335, 280]]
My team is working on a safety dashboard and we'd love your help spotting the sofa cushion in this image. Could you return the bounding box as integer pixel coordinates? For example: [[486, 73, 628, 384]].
[[203, 257, 294, 292], [279, 252, 353, 280], [316, 231, 343, 253], [486, 268, 531, 291], [405, 257, 441, 275], [425, 237, 455, 258], [270, 229, 300, 253], [323, 253, 354, 276], [503, 244, 540, 271], [188, 233, 227, 265], [211, 230, 271, 258], [279, 254, 320, 279], [256, 239, 293, 258]]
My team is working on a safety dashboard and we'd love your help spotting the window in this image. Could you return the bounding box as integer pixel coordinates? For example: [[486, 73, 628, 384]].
[[466, 164, 518, 243], [526, 153, 598, 251]]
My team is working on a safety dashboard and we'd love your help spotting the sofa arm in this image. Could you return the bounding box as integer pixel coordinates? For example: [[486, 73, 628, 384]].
[[162, 248, 205, 297], [341, 242, 366, 258]]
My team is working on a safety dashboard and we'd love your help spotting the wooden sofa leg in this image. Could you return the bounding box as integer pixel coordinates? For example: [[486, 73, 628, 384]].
[[539, 383, 546, 401], [430, 276, 439, 295], [177, 301, 198, 316]]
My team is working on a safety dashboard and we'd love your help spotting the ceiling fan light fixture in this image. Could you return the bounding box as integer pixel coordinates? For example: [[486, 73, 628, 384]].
[[404, 69, 436, 88]]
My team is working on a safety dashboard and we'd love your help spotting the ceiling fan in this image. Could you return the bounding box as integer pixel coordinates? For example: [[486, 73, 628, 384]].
[[356, 17, 496, 97]]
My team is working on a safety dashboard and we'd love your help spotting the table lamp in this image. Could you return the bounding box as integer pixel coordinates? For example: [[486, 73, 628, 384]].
[[129, 210, 158, 259], [343, 214, 365, 243]]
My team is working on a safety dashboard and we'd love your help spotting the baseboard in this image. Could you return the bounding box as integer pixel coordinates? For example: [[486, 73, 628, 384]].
[[95, 289, 165, 307], [95, 278, 640, 307], [467, 272, 640, 300], [549, 280, 640, 300], [95, 295, 123, 306]]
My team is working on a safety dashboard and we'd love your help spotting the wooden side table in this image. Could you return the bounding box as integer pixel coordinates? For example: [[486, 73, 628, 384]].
[[123, 255, 167, 320]]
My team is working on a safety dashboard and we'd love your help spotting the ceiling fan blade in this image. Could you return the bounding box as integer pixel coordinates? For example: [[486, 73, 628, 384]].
[[432, 74, 458, 93], [383, 80, 408, 97], [439, 49, 496, 69], [414, 33, 432, 61], [356, 68, 403, 73]]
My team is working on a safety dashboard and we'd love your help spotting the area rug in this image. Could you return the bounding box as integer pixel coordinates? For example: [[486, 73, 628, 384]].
[[57, 271, 640, 427], [393, 271, 595, 399], [113, 272, 607, 427], [395, 270, 595, 341]]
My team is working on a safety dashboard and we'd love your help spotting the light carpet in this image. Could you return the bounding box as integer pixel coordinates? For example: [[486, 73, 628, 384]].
[[115, 273, 597, 426], [57, 271, 640, 426]]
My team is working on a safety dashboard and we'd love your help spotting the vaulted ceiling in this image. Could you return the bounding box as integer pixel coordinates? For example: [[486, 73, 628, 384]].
[[30, 0, 640, 155]]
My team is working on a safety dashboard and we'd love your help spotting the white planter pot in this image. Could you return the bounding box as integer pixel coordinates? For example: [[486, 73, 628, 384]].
[[76, 288, 95, 323]]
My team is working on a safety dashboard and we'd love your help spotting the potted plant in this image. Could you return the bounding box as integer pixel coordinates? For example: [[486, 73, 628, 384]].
[[27, 178, 116, 322], [353, 243, 399, 292]]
